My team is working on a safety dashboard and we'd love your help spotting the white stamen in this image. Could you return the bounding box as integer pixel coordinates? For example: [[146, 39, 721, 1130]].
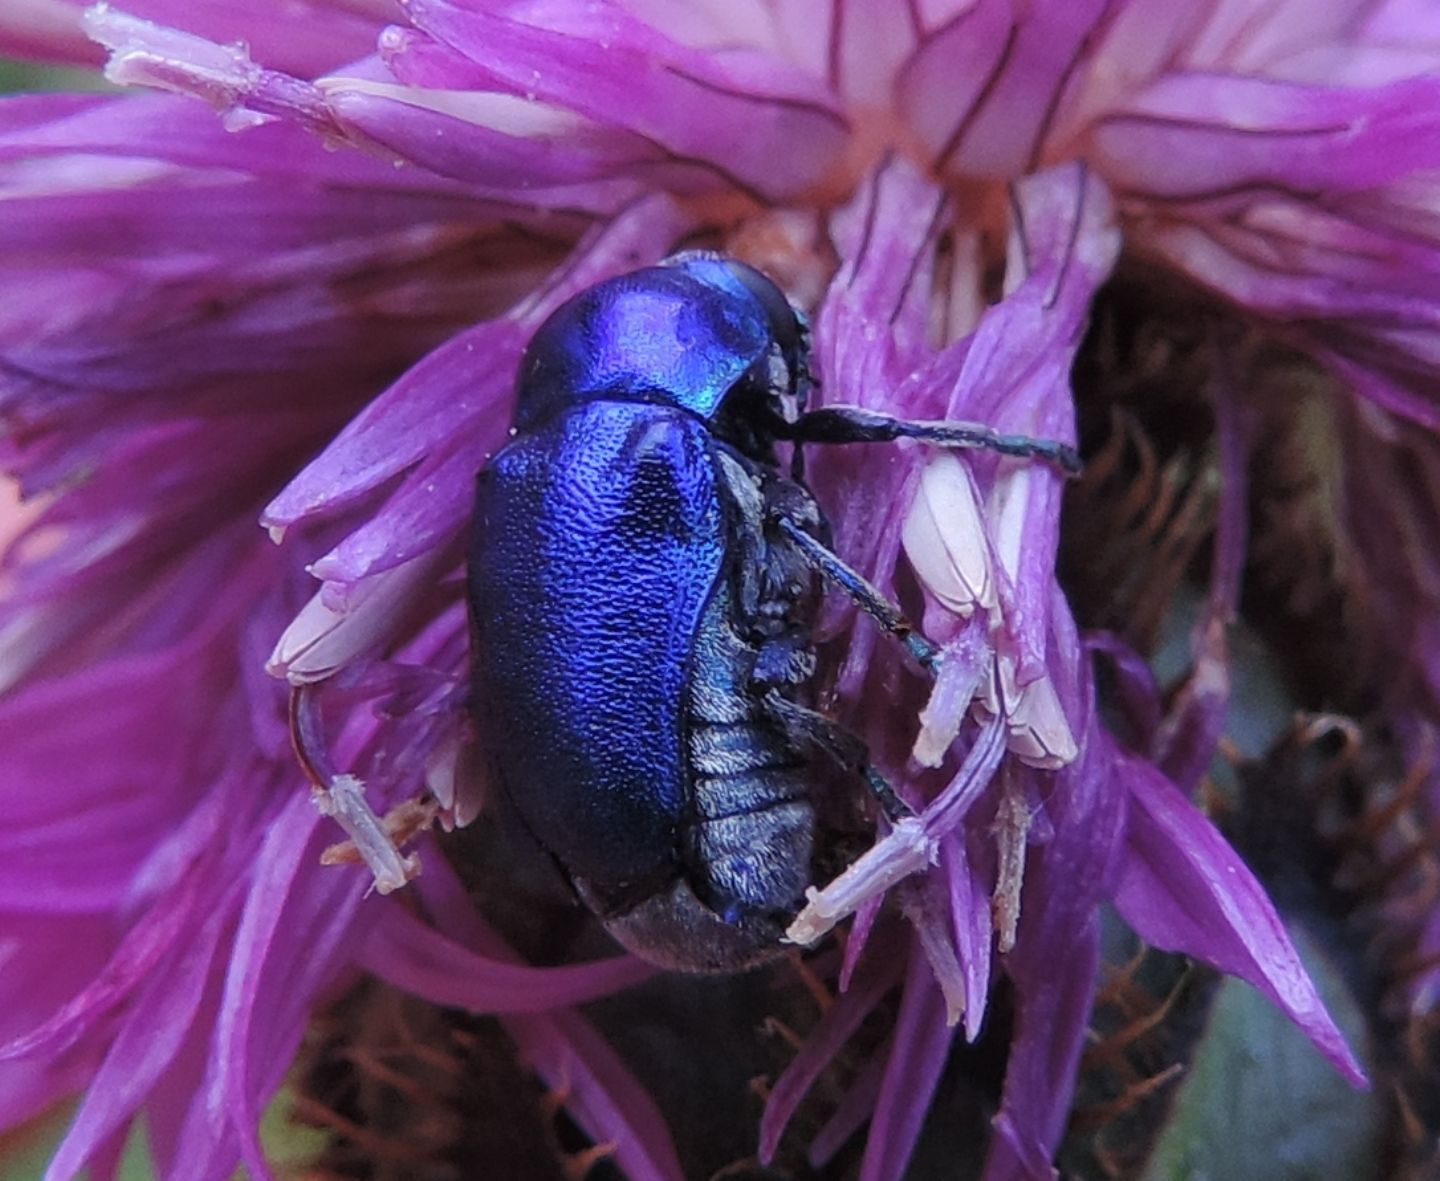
[[901, 453, 995, 617], [994, 652, 1079, 768], [784, 816, 936, 946], [311, 774, 419, 895]]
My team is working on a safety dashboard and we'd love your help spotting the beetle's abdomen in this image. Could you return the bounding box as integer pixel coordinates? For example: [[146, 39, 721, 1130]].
[[688, 719, 813, 920], [684, 584, 813, 916], [595, 570, 817, 972]]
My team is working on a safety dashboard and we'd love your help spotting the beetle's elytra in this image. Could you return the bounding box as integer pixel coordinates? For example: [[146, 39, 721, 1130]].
[[468, 254, 1079, 972]]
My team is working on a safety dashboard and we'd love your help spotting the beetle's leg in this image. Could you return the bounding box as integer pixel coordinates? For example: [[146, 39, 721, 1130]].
[[761, 689, 914, 822], [773, 516, 940, 673], [783, 405, 1081, 475]]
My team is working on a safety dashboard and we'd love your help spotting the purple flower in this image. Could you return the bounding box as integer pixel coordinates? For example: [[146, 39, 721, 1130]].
[[5, 1, 1431, 1177]]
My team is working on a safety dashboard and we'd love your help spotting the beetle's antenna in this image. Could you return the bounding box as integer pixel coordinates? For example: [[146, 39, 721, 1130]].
[[782, 406, 1082, 476]]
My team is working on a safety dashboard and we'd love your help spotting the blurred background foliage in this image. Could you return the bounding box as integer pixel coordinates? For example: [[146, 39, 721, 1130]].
[[0, 59, 110, 92]]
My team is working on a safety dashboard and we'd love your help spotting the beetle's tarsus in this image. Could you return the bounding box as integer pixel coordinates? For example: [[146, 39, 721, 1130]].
[[760, 690, 914, 823]]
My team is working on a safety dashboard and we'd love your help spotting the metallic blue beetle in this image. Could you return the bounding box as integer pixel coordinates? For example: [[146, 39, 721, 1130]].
[[468, 254, 1078, 972]]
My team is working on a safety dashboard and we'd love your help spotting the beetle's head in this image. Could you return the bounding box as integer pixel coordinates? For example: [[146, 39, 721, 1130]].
[[663, 252, 813, 461], [512, 254, 811, 462]]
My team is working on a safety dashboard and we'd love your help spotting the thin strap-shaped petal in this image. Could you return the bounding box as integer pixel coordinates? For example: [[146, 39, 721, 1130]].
[[402, 0, 848, 200], [262, 192, 691, 538], [1112, 751, 1367, 1086], [510, 1011, 684, 1181], [858, 946, 955, 1181], [412, 859, 681, 1178], [362, 899, 654, 1012], [44, 909, 224, 1181], [760, 938, 905, 1161]]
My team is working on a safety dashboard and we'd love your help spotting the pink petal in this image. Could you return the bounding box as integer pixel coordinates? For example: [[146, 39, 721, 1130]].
[[759, 937, 904, 1161], [263, 192, 691, 541], [361, 897, 654, 1013], [858, 946, 955, 1181], [981, 682, 1123, 1177], [902, 0, 1112, 177], [401, 0, 848, 200], [511, 1012, 684, 1181], [1092, 73, 1440, 200], [44, 908, 223, 1181], [1112, 752, 1368, 1087], [0, 0, 386, 75], [943, 831, 994, 1043]]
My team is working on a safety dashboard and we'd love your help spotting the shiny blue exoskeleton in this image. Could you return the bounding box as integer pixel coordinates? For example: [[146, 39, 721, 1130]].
[[469, 254, 1080, 972]]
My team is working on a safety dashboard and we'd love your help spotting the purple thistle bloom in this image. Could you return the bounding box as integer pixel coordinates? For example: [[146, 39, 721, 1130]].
[[6, 1, 1433, 1177]]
